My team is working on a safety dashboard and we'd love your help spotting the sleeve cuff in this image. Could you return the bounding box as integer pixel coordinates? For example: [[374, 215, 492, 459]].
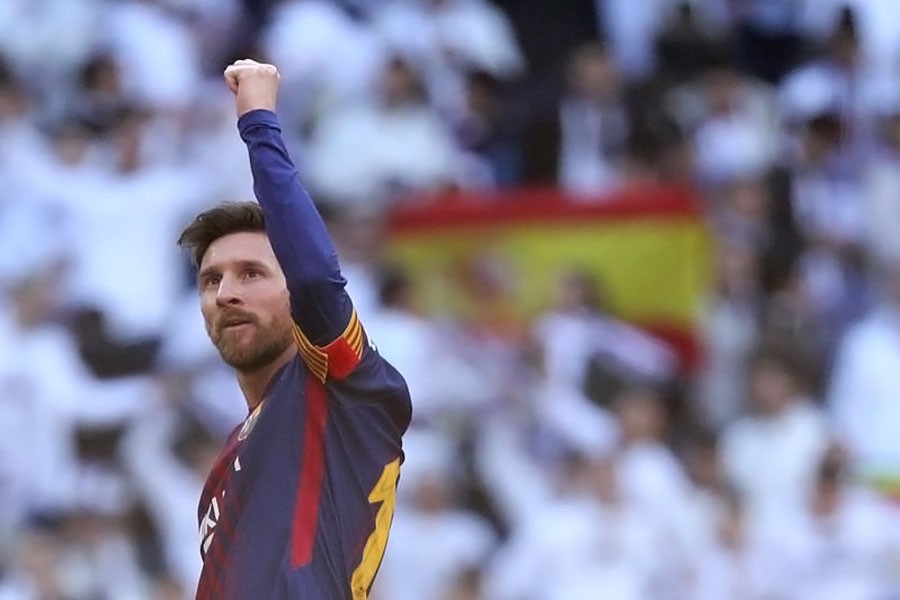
[[237, 109, 281, 136]]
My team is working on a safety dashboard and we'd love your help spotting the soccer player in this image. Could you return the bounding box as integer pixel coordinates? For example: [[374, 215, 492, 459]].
[[176, 59, 412, 599]]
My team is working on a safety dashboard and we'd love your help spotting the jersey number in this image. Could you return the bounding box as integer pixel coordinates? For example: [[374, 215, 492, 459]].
[[350, 458, 400, 599]]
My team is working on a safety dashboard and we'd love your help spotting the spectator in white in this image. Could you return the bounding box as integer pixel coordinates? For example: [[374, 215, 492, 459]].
[[101, 0, 202, 112], [533, 269, 676, 394], [486, 453, 658, 600], [802, 0, 900, 78], [791, 115, 861, 223], [525, 42, 629, 196], [829, 256, 900, 489], [691, 487, 794, 599], [0, 0, 99, 100], [864, 85, 900, 262], [0, 268, 90, 522], [178, 81, 257, 204], [365, 267, 439, 408], [533, 269, 609, 389], [473, 409, 556, 529], [305, 55, 462, 206], [614, 386, 692, 517], [766, 444, 898, 600], [262, 0, 386, 109], [528, 355, 619, 465], [0, 115, 86, 287], [373, 428, 497, 600], [320, 205, 387, 324], [371, 0, 524, 116], [366, 266, 489, 425], [0, 59, 59, 240], [721, 340, 831, 518], [611, 385, 697, 597], [160, 0, 243, 75], [695, 238, 761, 427], [676, 432, 732, 563], [779, 6, 882, 153], [787, 112, 868, 340], [51, 498, 148, 599], [688, 60, 779, 186], [62, 106, 210, 339]]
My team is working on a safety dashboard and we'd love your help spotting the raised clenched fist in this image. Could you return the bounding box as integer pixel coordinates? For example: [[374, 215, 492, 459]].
[[223, 59, 281, 117]]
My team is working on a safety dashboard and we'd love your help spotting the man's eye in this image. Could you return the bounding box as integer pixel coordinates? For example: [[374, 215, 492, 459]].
[[203, 275, 221, 287], [244, 270, 263, 279]]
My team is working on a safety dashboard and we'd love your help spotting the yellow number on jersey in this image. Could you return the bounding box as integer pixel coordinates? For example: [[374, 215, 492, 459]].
[[351, 458, 401, 599]]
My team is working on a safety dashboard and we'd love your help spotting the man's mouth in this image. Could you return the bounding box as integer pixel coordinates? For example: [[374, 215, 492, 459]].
[[220, 316, 255, 330]]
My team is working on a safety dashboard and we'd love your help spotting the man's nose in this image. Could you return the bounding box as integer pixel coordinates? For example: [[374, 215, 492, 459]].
[[215, 277, 243, 307]]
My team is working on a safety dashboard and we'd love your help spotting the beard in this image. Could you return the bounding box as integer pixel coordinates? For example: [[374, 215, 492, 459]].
[[209, 312, 295, 372]]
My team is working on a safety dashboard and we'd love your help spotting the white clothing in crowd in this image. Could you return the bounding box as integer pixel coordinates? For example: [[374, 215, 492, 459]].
[[101, 0, 202, 110], [721, 399, 831, 516], [770, 487, 898, 600], [487, 494, 658, 600], [830, 306, 900, 479], [263, 0, 387, 106], [305, 100, 461, 206], [374, 506, 495, 600], [372, 0, 524, 115]]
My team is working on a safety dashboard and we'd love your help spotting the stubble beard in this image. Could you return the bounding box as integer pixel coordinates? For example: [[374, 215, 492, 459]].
[[211, 318, 295, 373]]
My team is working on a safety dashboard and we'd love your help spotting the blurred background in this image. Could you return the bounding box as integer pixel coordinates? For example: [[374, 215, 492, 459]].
[[2, 0, 900, 598]]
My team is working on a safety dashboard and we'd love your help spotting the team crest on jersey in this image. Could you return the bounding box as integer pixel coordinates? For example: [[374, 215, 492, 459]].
[[238, 402, 264, 441]]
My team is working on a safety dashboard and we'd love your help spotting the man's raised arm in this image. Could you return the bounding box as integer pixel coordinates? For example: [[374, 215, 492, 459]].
[[225, 59, 350, 347]]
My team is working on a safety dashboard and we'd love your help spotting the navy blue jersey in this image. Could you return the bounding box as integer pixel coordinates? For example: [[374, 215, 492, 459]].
[[195, 110, 412, 599]]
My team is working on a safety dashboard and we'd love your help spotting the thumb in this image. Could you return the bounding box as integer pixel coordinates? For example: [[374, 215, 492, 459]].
[[223, 66, 240, 94]]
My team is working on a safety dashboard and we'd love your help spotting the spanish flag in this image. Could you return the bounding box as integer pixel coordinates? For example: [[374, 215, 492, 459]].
[[386, 185, 712, 371]]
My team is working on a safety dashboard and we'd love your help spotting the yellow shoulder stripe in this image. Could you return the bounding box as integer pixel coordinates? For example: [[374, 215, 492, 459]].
[[292, 324, 329, 383]]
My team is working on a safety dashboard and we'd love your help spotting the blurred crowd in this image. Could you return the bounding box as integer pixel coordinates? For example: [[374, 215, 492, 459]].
[[3, 0, 900, 598]]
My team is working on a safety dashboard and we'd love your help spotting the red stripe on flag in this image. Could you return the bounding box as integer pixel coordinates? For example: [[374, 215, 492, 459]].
[[291, 379, 329, 568], [388, 185, 701, 233], [637, 321, 703, 374]]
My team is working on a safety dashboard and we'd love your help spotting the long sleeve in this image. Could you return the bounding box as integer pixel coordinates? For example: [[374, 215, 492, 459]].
[[237, 109, 351, 347]]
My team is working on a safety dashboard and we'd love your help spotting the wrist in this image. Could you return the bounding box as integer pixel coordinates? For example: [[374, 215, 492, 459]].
[[237, 94, 277, 118]]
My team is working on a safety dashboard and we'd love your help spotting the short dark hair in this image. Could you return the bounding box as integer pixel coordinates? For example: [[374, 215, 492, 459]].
[[177, 201, 266, 268]]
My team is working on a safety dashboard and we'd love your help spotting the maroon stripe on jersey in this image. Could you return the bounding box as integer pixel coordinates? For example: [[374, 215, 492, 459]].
[[290, 378, 329, 567], [218, 486, 242, 593], [196, 429, 244, 600]]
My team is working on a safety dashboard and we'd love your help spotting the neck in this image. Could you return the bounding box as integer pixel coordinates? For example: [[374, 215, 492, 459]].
[[236, 346, 297, 411]]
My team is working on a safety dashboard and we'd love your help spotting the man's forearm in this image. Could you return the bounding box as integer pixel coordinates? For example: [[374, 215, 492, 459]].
[[238, 109, 351, 344]]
